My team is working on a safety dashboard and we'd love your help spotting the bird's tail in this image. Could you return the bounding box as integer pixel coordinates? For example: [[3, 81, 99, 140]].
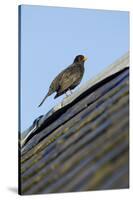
[[38, 90, 51, 107]]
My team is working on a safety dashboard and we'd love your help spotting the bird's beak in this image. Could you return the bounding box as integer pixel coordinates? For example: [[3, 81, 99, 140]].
[[83, 56, 88, 61]]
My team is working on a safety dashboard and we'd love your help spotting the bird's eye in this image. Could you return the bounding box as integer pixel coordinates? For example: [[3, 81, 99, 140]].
[[79, 56, 84, 61]]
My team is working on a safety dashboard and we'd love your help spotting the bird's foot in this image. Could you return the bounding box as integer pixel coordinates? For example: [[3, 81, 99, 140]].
[[65, 89, 73, 97], [69, 89, 73, 95], [64, 90, 73, 100]]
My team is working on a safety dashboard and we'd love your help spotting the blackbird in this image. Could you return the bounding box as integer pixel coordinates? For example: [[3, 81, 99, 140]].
[[38, 55, 87, 107]]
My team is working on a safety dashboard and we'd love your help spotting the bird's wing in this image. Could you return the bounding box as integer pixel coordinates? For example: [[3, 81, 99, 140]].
[[58, 65, 81, 92], [49, 65, 72, 91]]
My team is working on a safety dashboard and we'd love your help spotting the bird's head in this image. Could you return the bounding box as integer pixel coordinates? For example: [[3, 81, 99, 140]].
[[73, 55, 88, 64]]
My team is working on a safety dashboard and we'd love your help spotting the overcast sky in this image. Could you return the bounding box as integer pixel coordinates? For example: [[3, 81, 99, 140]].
[[20, 5, 129, 133]]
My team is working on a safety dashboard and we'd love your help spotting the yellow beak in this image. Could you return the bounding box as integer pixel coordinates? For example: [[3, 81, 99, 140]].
[[83, 56, 88, 61]]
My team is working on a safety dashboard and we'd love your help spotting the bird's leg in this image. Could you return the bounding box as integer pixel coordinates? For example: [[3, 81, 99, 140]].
[[69, 89, 73, 94], [65, 89, 73, 98], [68, 89, 73, 95], [65, 92, 69, 97]]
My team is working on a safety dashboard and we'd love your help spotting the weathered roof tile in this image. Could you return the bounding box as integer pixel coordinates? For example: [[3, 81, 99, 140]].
[[19, 53, 129, 195]]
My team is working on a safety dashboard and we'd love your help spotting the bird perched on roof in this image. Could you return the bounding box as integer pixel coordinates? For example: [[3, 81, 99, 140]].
[[38, 55, 87, 107]]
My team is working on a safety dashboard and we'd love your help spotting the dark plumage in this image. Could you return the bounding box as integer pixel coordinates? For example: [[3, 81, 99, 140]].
[[38, 55, 87, 107]]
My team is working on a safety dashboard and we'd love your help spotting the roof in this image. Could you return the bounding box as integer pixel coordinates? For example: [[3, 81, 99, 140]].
[[19, 52, 129, 195]]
